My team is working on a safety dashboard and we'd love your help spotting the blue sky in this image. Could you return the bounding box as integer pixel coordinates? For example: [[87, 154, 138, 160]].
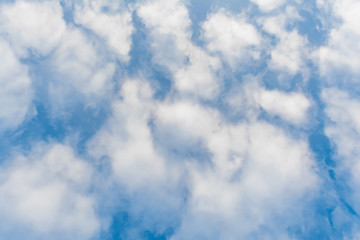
[[1, 0, 360, 239]]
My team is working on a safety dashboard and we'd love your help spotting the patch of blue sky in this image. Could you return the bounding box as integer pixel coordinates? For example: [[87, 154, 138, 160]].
[[127, 12, 172, 100], [104, 198, 182, 240], [105, 209, 175, 240], [60, 0, 75, 24], [301, 63, 360, 238], [297, 9, 328, 46]]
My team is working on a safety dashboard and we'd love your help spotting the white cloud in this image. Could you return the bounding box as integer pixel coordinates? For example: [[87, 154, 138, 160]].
[[136, 0, 190, 49], [332, 0, 360, 35], [323, 89, 360, 136], [49, 27, 116, 102], [85, 74, 318, 238], [174, 46, 221, 99], [89, 79, 167, 188], [170, 121, 317, 239], [0, 0, 340, 238], [250, 0, 286, 12], [0, 39, 32, 130], [0, 0, 120, 123], [257, 89, 311, 124], [202, 10, 261, 66], [0, 0, 118, 120], [153, 88, 317, 238], [137, 0, 221, 99], [156, 98, 315, 189], [156, 100, 221, 140], [269, 30, 308, 75], [261, 7, 309, 76], [87, 79, 185, 238], [0, 0, 66, 57], [136, 0, 190, 71], [226, 80, 311, 125], [74, 0, 134, 61], [323, 88, 360, 165], [316, 0, 360, 78], [0, 144, 99, 239]]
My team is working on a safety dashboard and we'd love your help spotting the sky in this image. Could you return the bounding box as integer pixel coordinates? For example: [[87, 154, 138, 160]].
[[0, 0, 360, 239]]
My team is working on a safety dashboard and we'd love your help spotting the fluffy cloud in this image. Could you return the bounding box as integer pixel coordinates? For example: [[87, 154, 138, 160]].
[[50, 27, 116, 97], [323, 88, 360, 178], [0, 0, 357, 239], [86, 73, 318, 238], [0, 39, 32, 130], [0, 0, 118, 119], [269, 30, 308, 75], [154, 91, 317, 238], [156, 100, 220, 140], [202, 10, 261, 66], [157, 108, 317, 238], [0, 144, 99, 239], [261, 7, 309, 76], [89, 79, 167, 187], [136, 0, 190, 71], [250, 0, 286, 12], [88, 79, 185, 238], [85, 76, 318, 238], [74, 0, 134, 61], [173, 46, 221, 99], [137, 0, 221, 99], [227, 80, 311, 125], [0, 0, 66, 57], [257, 89, 311, 125], [317, 0, 360, 78]]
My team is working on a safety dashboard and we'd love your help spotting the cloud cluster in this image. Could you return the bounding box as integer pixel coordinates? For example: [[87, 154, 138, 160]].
[[0, 0, 359, 239]]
